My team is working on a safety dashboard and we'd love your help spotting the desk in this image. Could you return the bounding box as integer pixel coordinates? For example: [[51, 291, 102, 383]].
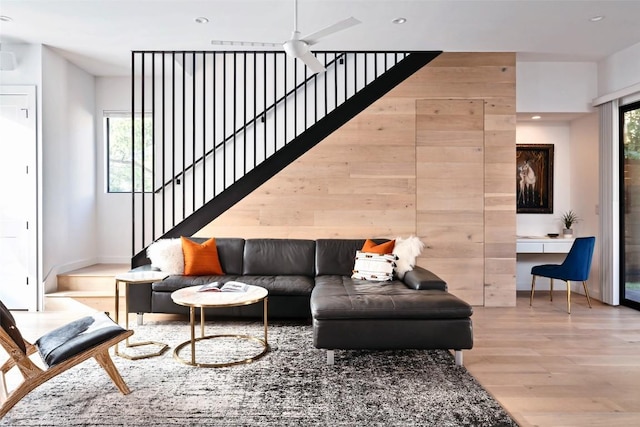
[[516, 237, 574, 254], [516, 237, 574, 290]]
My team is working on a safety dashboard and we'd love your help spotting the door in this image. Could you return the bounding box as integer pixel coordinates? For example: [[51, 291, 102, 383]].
[[0, 86, 37, 310], [621, 100, 640, 310]]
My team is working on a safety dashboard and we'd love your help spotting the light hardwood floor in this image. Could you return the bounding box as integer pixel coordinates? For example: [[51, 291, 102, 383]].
[[466, 292, 640, 427], [6, 292, 640, 427]]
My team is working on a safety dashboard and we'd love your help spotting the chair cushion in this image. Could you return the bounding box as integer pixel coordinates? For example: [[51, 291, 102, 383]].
[[316, 239, 366, 276], [243, 239, 316, 276], [311, 276, 472, 320], [0, 300, 26, 353], [36, 312, 126, 367]]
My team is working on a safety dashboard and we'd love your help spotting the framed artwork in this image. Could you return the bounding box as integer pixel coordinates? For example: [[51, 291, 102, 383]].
[[516, 144, 554, 213]]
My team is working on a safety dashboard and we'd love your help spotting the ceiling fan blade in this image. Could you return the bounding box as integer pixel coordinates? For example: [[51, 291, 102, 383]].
[[298, 51, 326, 74], [211, 40, 281, 48], [301, 17, 361, 46]]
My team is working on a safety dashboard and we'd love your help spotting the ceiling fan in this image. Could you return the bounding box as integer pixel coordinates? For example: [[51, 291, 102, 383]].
[[211, 0, 361, 74]]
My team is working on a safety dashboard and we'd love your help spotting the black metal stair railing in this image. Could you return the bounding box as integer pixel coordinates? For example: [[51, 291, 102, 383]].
[[130, 51, 441, 266], [155, 53, 348, 194]]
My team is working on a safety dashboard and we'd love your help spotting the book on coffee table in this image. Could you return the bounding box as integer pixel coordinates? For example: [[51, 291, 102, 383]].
[[198, 281, 249, 293]]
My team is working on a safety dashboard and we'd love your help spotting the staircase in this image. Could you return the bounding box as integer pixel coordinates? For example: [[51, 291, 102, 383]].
[[47, 264, 128, 313], [50, 52, 441, 313], [130, 50, 441, 267]]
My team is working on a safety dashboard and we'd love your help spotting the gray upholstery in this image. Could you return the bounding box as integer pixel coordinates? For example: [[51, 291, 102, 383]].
[[315, 238, 389, 276], [311, 276, 472, 320], [127, 236, 473, 356], [242, 239, 316, 276], [315, 239, 366, 276], [311, 275, 473, 352], [35, 312, 126, 367], [402, 267, 448, 291], [127, 237, 473, 358], [189, 237, 245, 275], [313, 318, 473, 350]]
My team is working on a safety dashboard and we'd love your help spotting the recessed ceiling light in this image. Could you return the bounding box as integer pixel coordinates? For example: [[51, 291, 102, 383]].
[[531, 115, 542, 120], [0, 15, 13, 22], [392, 17, 407, 24], [194, 17, 209, 24], [589, 15, 604, 22]]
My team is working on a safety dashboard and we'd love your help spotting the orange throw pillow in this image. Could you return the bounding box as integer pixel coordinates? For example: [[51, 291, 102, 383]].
[[362, 239, 395, 255], [181, 237, 224, 276]]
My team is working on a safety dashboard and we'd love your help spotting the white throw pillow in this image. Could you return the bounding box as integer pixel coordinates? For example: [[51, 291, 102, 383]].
[[147, 238, 184, 274], [392, 236, 425, 279], [352, 251, 396, 282]]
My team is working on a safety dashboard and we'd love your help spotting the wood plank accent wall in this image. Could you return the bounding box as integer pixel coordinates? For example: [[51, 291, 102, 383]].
[[196, 52, 516, 307]]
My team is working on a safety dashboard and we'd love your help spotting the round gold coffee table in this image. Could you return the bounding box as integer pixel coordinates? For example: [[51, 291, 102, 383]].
[[171, 284, 268, 368]]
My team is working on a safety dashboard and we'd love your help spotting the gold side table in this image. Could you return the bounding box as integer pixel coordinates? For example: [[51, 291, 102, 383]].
[[114, 271, 170, 360], [171, 284, 269, 368]]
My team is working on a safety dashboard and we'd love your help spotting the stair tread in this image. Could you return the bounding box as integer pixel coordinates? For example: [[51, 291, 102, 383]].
[[46, 290, 119, 298], [57, 263, 130, 293], [58, 264, 129, 277]]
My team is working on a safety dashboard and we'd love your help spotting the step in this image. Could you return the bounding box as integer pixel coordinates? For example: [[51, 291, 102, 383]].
[[56, 263, 129, 292], [46, 291, 125, 315], [51, 263, 130, 314]]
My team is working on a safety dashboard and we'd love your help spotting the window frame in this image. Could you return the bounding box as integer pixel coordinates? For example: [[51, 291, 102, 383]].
[[105, 112, 153, 194]]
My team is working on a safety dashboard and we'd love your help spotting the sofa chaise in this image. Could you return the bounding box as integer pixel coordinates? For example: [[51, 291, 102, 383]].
[[130, 237, 473, 365]]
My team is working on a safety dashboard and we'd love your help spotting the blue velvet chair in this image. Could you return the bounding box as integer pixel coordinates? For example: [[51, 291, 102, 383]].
[[530, 236, 595, 314]]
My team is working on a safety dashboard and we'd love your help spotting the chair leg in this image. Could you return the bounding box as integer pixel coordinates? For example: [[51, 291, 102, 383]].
[[550, 278, 554, 301], [93, 351, 131, 395], [530, 276, 536, 306], [566, 280, 571, 314], [582, 281, 593, 308]]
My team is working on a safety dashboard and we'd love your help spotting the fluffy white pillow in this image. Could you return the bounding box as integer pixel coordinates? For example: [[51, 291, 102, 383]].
[[352, 251, 396, 282], [147, 238, 184, 274], [392, 236, 425, 279]]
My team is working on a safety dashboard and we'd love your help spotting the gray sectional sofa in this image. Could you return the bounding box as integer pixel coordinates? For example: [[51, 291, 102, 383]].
[[130, 237, 473, 365]]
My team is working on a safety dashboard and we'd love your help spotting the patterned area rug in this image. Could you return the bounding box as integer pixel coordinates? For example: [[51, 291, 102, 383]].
[[2, 321, 517, 426]]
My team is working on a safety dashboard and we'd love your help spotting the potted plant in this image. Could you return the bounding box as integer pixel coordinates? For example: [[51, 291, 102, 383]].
[[561, 210, 580, 237]]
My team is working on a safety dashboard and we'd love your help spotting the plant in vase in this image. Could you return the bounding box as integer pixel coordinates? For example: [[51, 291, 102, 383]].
[[561, 210, 580, 237]]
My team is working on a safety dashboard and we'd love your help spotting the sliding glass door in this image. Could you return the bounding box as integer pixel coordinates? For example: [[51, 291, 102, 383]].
[[621, 101, 640, 310]]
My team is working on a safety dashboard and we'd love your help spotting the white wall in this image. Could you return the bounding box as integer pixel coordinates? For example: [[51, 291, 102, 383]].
[[95, 77, 132, 263], [41, 47, 97, 292], [515, 122, 571, 291], [516, 123, 572, 236], [515, 114, 599, 292], [0, 44, 42, 86], [0, 44, 44, 300], [2, 44, 98, 294], [570, 113, 600, 299], [517, 61, 598, 113], [597, 41, 640, 97]]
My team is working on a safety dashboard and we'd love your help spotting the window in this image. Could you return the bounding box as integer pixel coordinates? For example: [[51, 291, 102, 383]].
[[106, 114, 153, 193], [621, 100, 640, 310]]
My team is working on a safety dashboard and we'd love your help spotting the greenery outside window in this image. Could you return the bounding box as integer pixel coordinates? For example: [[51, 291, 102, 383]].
[[621, 100, 640, 310], [623, 106, 640, 159], [106, 113, 153, 193]]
